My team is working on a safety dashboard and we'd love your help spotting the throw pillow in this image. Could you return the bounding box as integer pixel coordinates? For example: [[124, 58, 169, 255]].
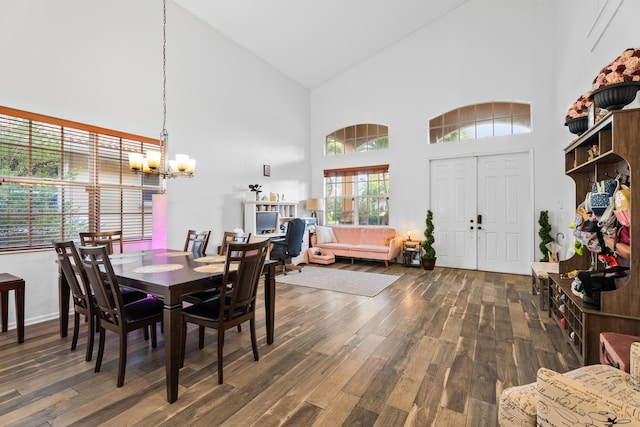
[[316, 226, 337, 244], [384, 236, 395, 246]]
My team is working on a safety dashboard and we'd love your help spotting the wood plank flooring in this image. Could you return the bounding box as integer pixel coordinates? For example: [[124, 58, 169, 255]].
[[0, 261, 580, 426]]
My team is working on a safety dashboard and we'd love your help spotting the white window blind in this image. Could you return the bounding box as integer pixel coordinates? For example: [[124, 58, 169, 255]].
[[0, 106, 161, 251]]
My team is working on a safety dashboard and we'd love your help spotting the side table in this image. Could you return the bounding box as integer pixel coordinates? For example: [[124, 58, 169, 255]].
[[402, 240, 422, 267], [0, 273, 25, 343]]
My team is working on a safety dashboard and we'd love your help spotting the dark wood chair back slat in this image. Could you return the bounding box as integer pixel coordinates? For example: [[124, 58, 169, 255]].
[[79, 230, 123, 255]]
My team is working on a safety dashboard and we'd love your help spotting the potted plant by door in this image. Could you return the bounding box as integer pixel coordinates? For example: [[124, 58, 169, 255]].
[[421, 210, 437, 270]]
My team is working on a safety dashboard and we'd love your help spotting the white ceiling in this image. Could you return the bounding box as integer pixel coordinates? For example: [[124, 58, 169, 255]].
[[174, 0, 470, 89]]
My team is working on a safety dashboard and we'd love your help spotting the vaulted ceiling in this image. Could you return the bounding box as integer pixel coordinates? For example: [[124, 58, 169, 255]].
[[174, 0, 470, 89]]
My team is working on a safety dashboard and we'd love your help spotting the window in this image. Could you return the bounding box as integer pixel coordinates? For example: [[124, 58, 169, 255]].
[[324, 164, 389, 226], [429, 102, 531, 143], [0, 106, 161, 251], [325, 124, 388, 155]]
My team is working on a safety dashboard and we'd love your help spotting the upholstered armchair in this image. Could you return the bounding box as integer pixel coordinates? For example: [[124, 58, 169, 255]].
[[498, 342, 640, 426]]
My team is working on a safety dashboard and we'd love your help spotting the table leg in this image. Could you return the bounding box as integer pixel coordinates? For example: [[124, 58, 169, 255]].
[[163, 301, 182, 403], [15, 282, 24, 344], [264, 262, 276, 345], [58, 267, 70, 338], [1, 290, 7, 333]]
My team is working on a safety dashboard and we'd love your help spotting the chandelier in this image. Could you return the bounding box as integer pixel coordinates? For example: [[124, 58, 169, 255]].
[[128, 0, 195, 178]]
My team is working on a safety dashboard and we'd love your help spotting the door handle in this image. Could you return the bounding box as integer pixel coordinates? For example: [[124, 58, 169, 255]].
[[477, 214, 482, 225]]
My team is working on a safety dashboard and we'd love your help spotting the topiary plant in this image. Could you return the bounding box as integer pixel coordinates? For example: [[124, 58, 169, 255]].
[[538, 210, 553, 262], [421, 210, 436, 259]]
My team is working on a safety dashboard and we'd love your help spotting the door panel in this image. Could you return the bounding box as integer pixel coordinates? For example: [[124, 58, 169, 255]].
[[477, 153, 531, 274], [430, 152, 532, 274], [430, 157, 477, 270]]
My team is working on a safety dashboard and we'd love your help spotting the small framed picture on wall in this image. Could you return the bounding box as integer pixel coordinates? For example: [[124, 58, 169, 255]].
[[263, 164, 271, 177]]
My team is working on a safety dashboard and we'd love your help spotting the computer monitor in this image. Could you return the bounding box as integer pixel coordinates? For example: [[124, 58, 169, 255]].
[[256, 211, 278, 234]]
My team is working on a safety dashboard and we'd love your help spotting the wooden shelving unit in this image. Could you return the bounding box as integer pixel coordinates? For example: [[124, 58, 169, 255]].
[[550, 108, 640, 365]]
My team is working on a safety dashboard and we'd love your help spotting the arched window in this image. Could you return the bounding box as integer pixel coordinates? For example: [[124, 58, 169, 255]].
[[429, 102, 531, 143], [325, 123, 388, 155]]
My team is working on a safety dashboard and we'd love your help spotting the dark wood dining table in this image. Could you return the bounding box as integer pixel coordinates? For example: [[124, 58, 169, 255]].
[[57, 248, 277, 403]]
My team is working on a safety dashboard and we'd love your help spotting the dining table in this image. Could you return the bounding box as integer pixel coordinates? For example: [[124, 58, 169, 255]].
[[57, 248, 277, 403]]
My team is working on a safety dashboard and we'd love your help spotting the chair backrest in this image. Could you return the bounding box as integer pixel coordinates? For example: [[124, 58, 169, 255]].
[[284, 218, 306, 257], [184, 229, 211, 256], [53, 240, 92, 311], [78, 245, 125, 328], [79, 230, 123, 255], [219, 231, 251, 255], [219, 239, 270, 321]]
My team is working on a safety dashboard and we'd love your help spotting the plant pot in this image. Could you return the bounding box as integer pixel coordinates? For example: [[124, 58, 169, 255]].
[[421, 257, 436, 270], [591, 81, 640, 111], [564, 116, 588, 136]]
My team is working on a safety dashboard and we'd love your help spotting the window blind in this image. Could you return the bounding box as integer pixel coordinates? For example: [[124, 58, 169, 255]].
[[0, 106, 160, 251]]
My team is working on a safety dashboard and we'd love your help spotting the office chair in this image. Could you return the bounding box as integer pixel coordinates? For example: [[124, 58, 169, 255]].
[[269, 218, 305, 274]]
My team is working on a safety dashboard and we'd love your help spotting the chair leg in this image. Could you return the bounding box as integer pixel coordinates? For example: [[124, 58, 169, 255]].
[[117, 332, 127, 387], [85, 314, 95, 362], [250, 318, 259, 362], [180, 320, 187, 368], [95, 327, 106, 373], [150, 323, 157, 348], [71, 312, 80, 351], [217, 329, 225, 384], [198, 326, 205, 349], [143, 325, 150, 341]]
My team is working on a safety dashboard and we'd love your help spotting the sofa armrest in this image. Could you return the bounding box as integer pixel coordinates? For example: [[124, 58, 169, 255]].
[[536, 367, 640, 425], [388, 236, 403, 258]]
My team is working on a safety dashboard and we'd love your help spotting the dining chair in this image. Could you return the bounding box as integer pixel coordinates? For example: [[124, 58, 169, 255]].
[[79, 230, 123, 254], [53, 241, 96, 362], [180, 238, 270, 384], [183, 232, 252, 306], [79, 245, 164, 387], [184, 229, 212, 257], [79, 230, 149, 305], [218, 231, 251, 255]]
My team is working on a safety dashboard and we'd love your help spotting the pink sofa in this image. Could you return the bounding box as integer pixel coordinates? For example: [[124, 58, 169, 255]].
[[310, 226, 402, 268]]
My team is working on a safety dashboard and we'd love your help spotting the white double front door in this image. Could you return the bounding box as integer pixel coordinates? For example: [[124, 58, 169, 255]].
[[429, 152, 532, 275]]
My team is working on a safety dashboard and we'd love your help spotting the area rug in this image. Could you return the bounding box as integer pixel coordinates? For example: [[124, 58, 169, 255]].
[[276, 266, 400, 297]]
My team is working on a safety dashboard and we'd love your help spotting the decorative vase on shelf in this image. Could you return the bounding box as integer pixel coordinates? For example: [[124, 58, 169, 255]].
[[564, 116, 589, 136], [591, 81, 640, 111]]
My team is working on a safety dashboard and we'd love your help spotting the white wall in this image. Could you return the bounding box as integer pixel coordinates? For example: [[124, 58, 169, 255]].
[[310, 0, 639, 259], [0, 0, 310, 326]]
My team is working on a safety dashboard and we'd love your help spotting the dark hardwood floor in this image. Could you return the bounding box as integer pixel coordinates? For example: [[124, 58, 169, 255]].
[[0, 261, 580, 426]]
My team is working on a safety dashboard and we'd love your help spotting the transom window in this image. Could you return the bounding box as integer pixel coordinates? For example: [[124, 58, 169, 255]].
[[325, 123, 388, 155], [429, 102, 531, 143], [324, 164, 389, 226], [0, 106, 160, 251]]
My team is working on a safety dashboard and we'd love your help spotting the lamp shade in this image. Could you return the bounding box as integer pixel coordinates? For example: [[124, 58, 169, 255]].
[[306, 198, 325, 212]]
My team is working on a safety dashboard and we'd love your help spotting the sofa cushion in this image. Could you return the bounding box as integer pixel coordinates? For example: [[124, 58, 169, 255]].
[[331, 227, 362, 244], [537, 365, 640, 425], [351, 244, 391, 254]]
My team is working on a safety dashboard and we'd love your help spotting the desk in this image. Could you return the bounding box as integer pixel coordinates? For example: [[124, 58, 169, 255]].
[[57, 249, 277, 403]]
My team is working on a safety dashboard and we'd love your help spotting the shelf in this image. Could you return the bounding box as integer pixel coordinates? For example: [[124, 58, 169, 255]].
[[402, 240, 422, 267], [553, 108, 640, 365]]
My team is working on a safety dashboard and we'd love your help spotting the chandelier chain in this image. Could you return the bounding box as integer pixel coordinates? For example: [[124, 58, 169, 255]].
[[162, 0, 167, 133]]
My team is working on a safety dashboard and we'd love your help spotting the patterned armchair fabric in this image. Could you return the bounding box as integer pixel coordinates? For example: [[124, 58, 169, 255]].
[[499, 342, 640, 426]]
